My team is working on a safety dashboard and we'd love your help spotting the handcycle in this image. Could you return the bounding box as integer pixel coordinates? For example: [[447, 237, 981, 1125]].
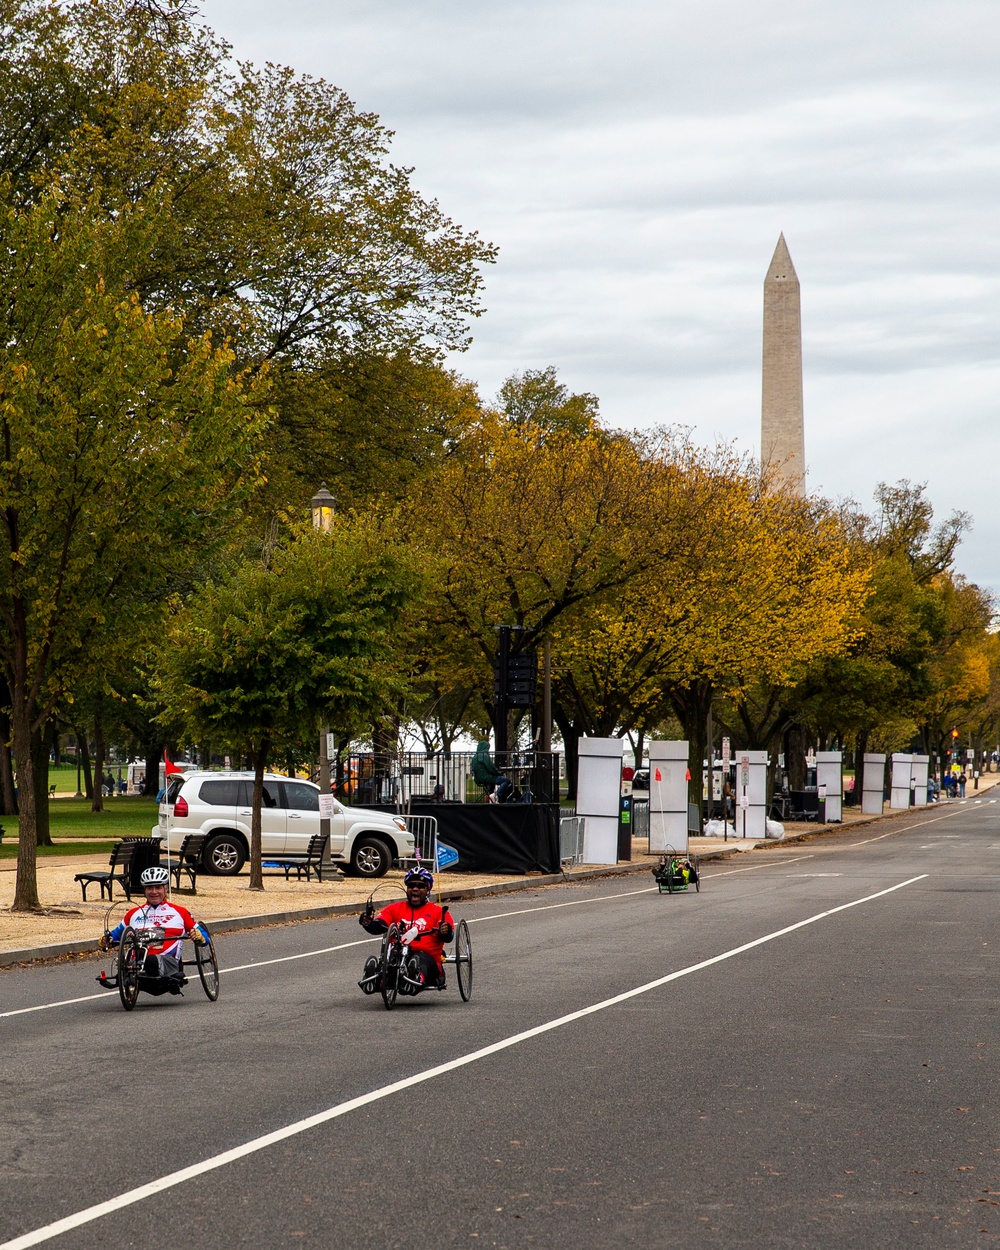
[[96, 902, 221, 1011], [651, 852, 701, 895], [358, 894, 472, 1011]]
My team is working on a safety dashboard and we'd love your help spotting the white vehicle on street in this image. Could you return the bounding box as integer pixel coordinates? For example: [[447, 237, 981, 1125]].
[[155, 771, 414, 878]]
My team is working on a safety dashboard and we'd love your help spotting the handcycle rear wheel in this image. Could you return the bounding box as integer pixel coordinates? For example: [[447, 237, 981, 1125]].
[[118, 927, 142, 1011], [195, 931, 220, 1001], [380, 923, 401, 1011], [455, 918, 473, 1002]]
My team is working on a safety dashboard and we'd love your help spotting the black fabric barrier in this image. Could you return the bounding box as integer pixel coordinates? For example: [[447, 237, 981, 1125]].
[[367, 802, 561, 874]]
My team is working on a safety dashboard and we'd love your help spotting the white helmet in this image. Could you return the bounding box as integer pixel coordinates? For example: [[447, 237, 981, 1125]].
[[140, 866, 169, 886]]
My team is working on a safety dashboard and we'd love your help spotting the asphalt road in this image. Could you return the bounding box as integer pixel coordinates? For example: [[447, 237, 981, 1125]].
[[3, 800, 1000, 1249]]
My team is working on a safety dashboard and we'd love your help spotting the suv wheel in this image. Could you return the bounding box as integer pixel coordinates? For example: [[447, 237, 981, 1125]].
[[347, 836, 392, 878], [202, 833, 247, 876]]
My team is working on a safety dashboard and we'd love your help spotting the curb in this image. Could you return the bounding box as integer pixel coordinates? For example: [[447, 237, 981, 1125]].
[[0, 799, 980, 968]]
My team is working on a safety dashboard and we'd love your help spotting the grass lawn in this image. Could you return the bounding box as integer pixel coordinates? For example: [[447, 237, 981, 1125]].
[[0, 838, 117, 859], [1, 796, 158, 841]]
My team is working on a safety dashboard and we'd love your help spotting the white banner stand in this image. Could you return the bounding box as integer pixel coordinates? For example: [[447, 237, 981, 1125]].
[[816, 751, 843, 822], [647, 739, 689, 854], [890, 753, 913, 809], [910, 754, 930, 807], [577, 737, 624, 864], [737, 749, 768, 839], [861, 753, 885, 814]]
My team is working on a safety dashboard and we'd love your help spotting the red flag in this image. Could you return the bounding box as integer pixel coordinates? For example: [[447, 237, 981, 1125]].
[[654, 768, 662, 782], [163, 749, 183, 777]]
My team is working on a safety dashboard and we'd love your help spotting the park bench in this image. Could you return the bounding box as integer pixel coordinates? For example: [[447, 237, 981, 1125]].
[[264, 833, 333, 883], [74, 841, 136, 903], [165, 833, 206, 892]]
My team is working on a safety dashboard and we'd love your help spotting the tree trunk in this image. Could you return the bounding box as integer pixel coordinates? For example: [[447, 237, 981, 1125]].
[[670, 681, 713, 812], [784, 722, 806, 791], [90, 715, 105, 814], [0, 715, 16, 817], [75, 727, 93, 800], [11, 686, 40, 911], [552, 705, 579, 801], [31, 725, 53, 847], [853, 729, 869, 806], [143, 741, 160, 797], [248, 740, 269, 891]]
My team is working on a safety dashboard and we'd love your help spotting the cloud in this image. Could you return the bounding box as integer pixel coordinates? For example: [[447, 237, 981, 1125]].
[[200, 0, 1000, 588]]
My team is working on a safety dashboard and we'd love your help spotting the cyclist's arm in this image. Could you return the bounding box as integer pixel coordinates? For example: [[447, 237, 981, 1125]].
[[359, 909, 388, 934]]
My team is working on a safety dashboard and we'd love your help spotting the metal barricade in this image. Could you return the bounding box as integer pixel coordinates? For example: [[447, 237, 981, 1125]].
[[400, 814, 438, 871], [631, 798, 649, 841], [559, 815, 585, 866]]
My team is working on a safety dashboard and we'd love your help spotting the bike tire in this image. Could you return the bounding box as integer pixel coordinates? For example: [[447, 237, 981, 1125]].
[[195, 931, 220, 1001], [456, 918, 473, 1002], [118, 928, 142, 1011], [381, 924, 400, 1011]]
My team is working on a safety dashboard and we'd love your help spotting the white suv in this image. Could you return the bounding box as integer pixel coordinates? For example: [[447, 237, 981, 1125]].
[[154, 772, 414, 878]]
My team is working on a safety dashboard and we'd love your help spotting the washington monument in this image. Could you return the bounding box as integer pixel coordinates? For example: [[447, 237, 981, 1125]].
[[761, 234, 805, 495]]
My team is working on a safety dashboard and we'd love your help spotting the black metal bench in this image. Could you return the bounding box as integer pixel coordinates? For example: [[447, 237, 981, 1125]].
[[74, 841, 136, 902], [166, 833, 206, 892], [265, 833, 333, 882]]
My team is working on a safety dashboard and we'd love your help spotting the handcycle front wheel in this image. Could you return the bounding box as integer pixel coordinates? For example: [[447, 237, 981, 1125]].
[[195, 931, 220, 1001], [455, 918, 473, 1002], [117, 927, 142, 1011], [380, 923, 401, 1011]]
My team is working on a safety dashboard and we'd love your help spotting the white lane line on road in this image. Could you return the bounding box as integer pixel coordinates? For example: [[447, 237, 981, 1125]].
[[845, 806, 980, 847], [0, 991, 116, 1018], [0, 873, 928, 1250], [0, 940, 378, 1019], [3, 864, 814, 1020]]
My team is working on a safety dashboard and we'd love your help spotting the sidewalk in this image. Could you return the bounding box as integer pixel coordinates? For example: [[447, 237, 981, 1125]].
[[2, 779, 996, 966]]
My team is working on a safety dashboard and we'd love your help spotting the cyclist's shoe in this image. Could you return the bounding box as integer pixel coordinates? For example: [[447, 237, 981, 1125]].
[[359, 956, 380, 994]]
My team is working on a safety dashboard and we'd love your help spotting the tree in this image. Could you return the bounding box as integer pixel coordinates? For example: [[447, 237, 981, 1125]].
[[0, 184, 267, 910], [495, 367, 600, 437], [152, 521, 419, 889], [0, 0, 496, 507], [411, 416, 662, 747]]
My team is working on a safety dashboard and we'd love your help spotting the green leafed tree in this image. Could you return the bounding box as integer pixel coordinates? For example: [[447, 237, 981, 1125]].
[[151, 520, 420, 889], [0, 183, 267, 911]]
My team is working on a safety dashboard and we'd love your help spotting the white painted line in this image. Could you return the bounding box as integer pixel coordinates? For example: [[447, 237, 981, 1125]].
[[786, 873, 843, 877], [0, 991, 116, 1018], [845, 805, 979, 847], [1, 864, 812, 1021], [0, 874, 928, 1250]]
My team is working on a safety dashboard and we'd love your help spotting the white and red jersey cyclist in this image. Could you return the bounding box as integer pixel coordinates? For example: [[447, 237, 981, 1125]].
[[107, 899, 197, 964]]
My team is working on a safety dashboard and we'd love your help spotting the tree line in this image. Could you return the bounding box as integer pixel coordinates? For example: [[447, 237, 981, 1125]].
[[2, 1, 994, 908]]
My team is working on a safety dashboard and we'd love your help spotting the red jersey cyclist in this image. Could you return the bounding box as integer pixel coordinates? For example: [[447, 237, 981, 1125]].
[[358, 865, 454, 993], [99, 866, 204, 995]]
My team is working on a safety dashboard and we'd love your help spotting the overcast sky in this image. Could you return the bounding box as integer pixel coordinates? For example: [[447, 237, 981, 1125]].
[[200, 0, 1000, 590]]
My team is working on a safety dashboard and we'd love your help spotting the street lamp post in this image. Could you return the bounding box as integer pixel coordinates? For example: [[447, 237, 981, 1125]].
[[312, 484, 336, 858], [311, 482, 335, 532]]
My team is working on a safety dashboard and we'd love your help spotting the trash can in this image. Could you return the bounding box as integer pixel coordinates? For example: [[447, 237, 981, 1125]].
[[121, 836, 162, 893]]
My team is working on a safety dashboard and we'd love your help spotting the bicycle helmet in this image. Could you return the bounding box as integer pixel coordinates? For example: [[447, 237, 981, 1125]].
[[403, 866, 434, 889], [140, 866, 170, 886]]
